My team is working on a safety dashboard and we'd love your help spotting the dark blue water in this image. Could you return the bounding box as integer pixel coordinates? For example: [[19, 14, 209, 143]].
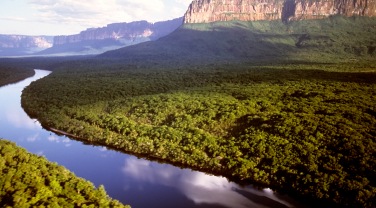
[[0, 69, 307, 208]]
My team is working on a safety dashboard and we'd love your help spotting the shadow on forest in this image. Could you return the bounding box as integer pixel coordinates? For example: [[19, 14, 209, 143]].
[[220, 66, 376, 84]]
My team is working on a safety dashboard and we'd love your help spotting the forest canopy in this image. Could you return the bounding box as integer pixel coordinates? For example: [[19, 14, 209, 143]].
[[0, 139, 130, 208], [21, 60, 376, 208], [0, 67, 129, 208], [0, 64, 34, 87]]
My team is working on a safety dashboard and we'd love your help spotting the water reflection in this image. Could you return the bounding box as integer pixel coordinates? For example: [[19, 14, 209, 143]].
[[5, 107, 41, 129], [0, 69, 309, 208], [122, 157, 302, 208]]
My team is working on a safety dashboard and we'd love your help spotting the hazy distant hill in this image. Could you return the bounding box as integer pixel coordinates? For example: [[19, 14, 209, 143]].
[[37, 17, 183, 56], [0, 35, 53, 57], [0, 17, 183, 57]]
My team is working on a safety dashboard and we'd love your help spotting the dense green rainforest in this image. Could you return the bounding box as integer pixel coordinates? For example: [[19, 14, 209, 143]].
[[21, 61, 376, 207], [0, 64, 35, 87], [0, 140, 129, 207], [0, 67, 130, 207], [7, 17, 376, 207]]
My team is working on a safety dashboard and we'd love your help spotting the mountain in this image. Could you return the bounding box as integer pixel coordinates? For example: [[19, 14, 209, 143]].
[[100, 15, 376, 64], [37, 17, 183, 56], [0, 17, 183, 57], [0, 35, 53, 56], [184, 0, 376, 23]]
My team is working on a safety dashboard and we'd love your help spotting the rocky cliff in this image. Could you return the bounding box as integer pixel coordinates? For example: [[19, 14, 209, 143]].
[[0, 35, 54, 56], [0, 35, 53, 49], [54, 17, 183, 45], [184, 0, 376, 23]]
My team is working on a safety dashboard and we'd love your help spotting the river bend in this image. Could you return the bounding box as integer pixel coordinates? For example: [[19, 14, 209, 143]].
[[0, 69, 307, 208]]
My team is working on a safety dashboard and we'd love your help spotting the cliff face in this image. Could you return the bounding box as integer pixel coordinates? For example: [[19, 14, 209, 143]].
[[0, 35, 53, 49], [184, 0, 376, 23], [54, 17, 183, 45]]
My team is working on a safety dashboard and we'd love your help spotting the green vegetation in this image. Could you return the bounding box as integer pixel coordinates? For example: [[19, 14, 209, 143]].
[[21, 61, 376, 208], [19, 17, 376, 207], [0, 139, 129, 207], [0, 64, 34, 87], [102, 16, 376, 63], [0, 65, 129, 207]]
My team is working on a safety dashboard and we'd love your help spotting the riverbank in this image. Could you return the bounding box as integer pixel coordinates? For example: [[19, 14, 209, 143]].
[[21, 62, 376, 208], [0, 139, 129, 207], [0, 71, 131, 207], [0, 64, 35, 87]]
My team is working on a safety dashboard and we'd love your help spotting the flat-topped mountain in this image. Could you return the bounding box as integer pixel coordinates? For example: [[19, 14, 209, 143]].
[[184, 0, 376, 23], [54, 17, 183, 46], [0, 18, 183, 57], [100, 0, 376, 63], [0, 35, 53, 56], [39, 17, 183, 56], [101, 15, 376, 64]]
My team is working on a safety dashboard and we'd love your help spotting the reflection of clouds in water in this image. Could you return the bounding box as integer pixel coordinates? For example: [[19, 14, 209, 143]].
[[47, 135, 72, 147], [181, 172, 260, 208], [122, 157, 296, 208], [98, 147, 108, 152], [62, 138, 70, 143], [1, 69, 51, 132], [36, 151, 45, 156], [5, 108, 41, 130], [27, 133, 40, 142], [98, 147, 109, 158], [48, 135, 60, 142]]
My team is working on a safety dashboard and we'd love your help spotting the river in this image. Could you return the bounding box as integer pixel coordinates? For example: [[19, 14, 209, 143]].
[[0, 69, 308, 208]]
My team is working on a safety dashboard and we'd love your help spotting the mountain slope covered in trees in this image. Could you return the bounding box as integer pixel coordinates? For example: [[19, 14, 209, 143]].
[[19, 16, 376, 207], [101, 16, 376, 63]]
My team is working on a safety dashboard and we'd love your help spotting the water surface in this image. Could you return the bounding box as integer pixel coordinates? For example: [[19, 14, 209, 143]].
[[0, 69, 307, 208]]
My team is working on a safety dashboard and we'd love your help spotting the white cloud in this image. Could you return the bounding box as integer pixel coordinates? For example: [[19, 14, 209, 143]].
[[121, 157, 297, 208], [36, 151, 45, 156], [6, 107, 41, 130], [27, 134, 40, 142], [0, 16, 29, 22], [27, 0, 190, 30], [0, 0, 192, 35], [48, 135, 60, 142]]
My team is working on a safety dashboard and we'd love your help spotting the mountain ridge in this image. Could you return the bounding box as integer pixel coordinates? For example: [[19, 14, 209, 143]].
[[100, 16, 376, 64], [0, 17, 183, 56], [0, 35, 53, 56], [53, 17, 183, 46]]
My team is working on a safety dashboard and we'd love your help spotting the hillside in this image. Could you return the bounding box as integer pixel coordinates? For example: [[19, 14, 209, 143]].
[[17, 5, 376, 208], [100, 16, 376, 64]]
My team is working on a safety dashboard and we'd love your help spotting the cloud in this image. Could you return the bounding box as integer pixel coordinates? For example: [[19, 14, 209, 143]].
[[0, 0, 192, 35], [48, 135, 60, 142], [6, 107, 41, 130], [27, 134, 40, 142], [27, 0, 191, 30], [121, 157, 297, 208], [36, 151, 45, 156], [0, 16, 30, 22]]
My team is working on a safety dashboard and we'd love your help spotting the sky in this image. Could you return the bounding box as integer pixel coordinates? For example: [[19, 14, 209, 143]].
[[0, 0, 192, 36]]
